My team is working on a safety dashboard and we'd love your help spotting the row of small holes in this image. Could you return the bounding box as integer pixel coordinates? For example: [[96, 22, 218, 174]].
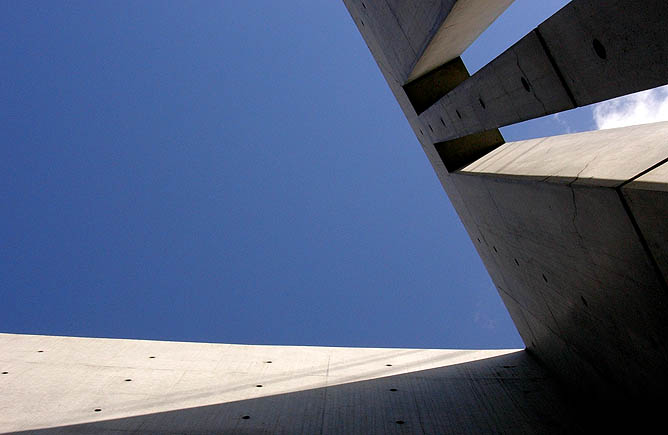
[[57, 359, 399, 415], [17, 357, 282, 414], [89, 379, 263, 412], [358, 2, 366, 27], [420, 40, 607, 135], [487, 246, 563, 293]]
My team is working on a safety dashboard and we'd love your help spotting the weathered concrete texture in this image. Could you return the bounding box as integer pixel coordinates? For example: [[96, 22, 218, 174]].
[[460, 121, 668, 187], [622, 160, 668, 282], [0, 333, 589, 434], [407, 0, 514, 81]]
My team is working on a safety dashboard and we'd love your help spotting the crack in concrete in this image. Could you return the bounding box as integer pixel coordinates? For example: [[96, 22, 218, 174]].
[[515, 50, 547, 114], [566, 153, 599, 242]]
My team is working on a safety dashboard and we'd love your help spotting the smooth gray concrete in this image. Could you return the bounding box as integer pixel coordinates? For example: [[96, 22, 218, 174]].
[[1, 333, 590, 434]]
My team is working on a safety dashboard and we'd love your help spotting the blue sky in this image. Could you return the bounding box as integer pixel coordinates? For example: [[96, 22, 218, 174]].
[[3, 0, 639, 350]]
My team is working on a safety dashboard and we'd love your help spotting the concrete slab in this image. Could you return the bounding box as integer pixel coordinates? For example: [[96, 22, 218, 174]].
[[459, 122, 668, 187], [0, 333, 592, 434], [407, 0, 514, 81], [0, 333, 527, 432]]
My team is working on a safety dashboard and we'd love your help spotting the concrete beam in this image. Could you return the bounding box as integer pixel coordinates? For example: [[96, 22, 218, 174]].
[[403, 57, 470, 115], [434, 128, 504, 172], [420, 0, 668, 140], [344, 1, 514, 85], [343, 0, 457, 83], [460, 121, 668, 187], [540, 0, 668, 107], [407, 0, 514, 82], [421, 29, 574, 140]]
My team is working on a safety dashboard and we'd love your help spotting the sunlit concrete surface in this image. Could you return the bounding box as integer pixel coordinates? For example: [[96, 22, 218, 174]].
[[407, 0, 514, 81], [459, 121, 668, 186], [0, 333, 593, 434]]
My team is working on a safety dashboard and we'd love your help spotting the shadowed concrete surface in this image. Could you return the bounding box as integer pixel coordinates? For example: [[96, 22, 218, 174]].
[[1, 333, 587, 434]]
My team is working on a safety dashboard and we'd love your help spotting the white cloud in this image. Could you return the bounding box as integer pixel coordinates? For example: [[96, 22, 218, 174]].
[[552, 112, 573, 134], [592, 85, 668, 130]]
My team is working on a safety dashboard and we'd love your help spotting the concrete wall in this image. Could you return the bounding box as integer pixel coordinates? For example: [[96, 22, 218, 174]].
[[1, 333, 587, 433], [456, 125, 668, 400]]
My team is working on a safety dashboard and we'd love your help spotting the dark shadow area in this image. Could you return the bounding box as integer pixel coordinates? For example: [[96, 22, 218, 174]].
[[15, 351, 589, 434], [435, 129, 505, 172], [403, 57, 469, 115]]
